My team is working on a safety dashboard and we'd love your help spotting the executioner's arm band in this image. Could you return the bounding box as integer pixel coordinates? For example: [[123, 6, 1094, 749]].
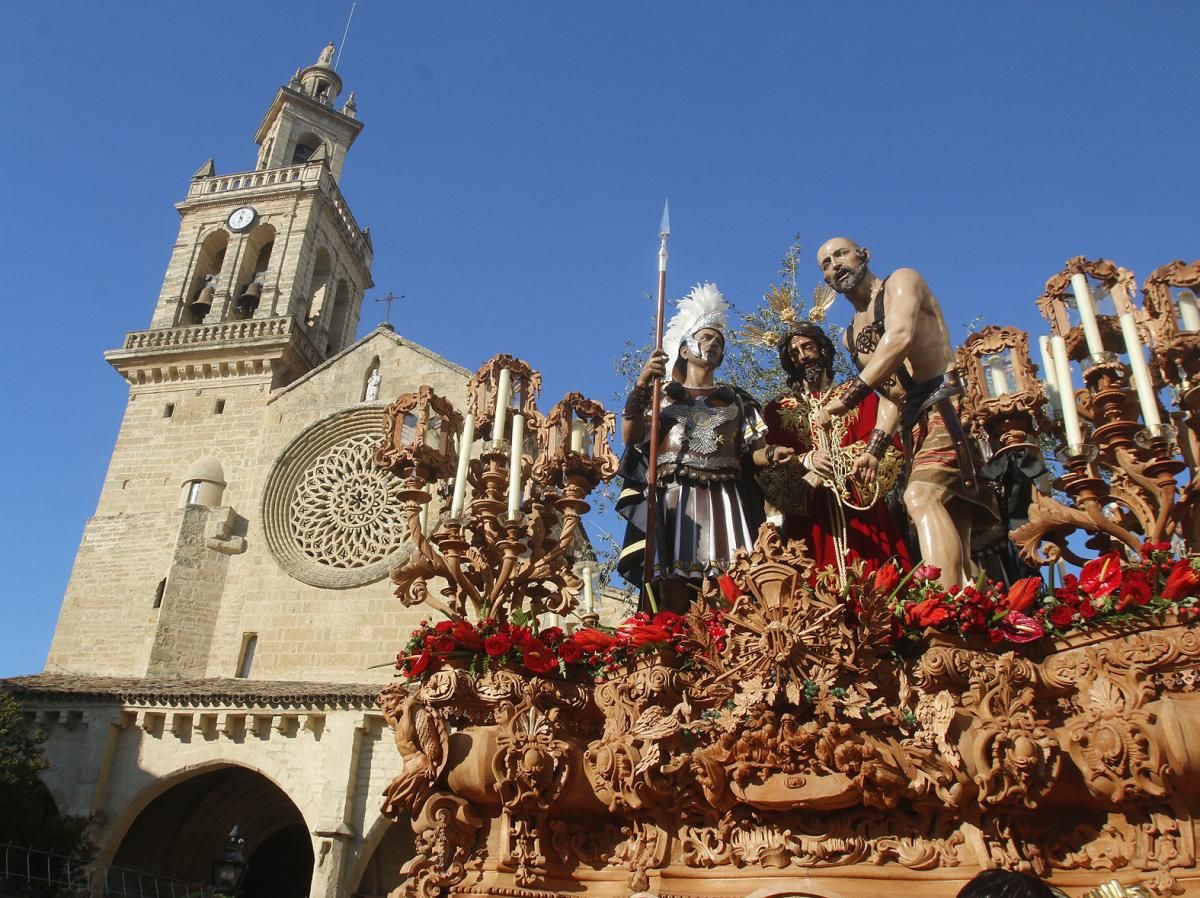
[[865, 428, 890, 460], [623, 383, 652, 420], [840, 376, 874, 411]]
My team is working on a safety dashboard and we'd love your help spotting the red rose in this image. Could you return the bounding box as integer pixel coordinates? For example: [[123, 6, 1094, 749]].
[[558, 640, 583, 663], [873, 564, 901, 594], [452, 620, 484, 651], [905, 598, 952, 628], [521, 638, 558, 674], [1049, 605, 1076, 628], [1162, 560, 1200, 601], [434, 636, 455, 654], [1116, 570, 1152, 611], [1079, 600, 1099, 620], [484, 634, 512, 657], [1003, 577, 1043, 614], [539, 626, 564, 644], [509, 626, 532, 647], [718, 573, 741, 603], [434, 620, 455, 633], [913, 564, 942, 582], [1079, 552, 1123, 598]]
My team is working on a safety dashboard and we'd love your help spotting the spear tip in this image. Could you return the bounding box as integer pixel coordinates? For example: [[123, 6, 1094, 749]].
[[659, 198, 671, 238]]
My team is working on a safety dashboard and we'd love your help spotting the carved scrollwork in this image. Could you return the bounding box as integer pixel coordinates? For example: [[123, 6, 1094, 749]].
[[399, 791, 483, 898]]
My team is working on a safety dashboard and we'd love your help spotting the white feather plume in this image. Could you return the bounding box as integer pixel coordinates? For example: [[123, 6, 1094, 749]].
[[663, 282, 729, 379]]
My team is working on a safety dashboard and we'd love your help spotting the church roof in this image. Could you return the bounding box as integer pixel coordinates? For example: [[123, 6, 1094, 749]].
[[1, 673, 387, 710], [268, 324, 471, 404]]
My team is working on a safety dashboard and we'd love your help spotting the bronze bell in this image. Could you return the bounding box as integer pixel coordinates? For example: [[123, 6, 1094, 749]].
[[190, 284, 215, 322], [236, 280, 263, 317]]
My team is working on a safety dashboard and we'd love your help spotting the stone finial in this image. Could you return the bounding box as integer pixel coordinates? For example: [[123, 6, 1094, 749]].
[[192, 158, 215, 180], [343, 91, 357, 118]]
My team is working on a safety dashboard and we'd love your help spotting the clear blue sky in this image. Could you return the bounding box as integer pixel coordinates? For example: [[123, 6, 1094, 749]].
[[3, 1, 1197, 677]]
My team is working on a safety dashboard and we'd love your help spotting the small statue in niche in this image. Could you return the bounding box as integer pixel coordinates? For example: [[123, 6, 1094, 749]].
[[364, 367, 382, 402]]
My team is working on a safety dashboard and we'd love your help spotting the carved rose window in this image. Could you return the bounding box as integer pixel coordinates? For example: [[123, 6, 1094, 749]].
[[263, 405, 410, 588]]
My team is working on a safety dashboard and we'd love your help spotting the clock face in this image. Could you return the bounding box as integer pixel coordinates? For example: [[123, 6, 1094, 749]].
[[227, 206, 257, 232]]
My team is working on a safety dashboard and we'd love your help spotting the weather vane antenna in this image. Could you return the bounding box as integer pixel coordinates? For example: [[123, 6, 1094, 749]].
[[334, 2, 357, 69]]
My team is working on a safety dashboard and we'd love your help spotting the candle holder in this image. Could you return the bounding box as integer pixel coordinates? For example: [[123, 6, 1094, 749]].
[[956, 326, 1050, 453], [383, 358, 618, 631]]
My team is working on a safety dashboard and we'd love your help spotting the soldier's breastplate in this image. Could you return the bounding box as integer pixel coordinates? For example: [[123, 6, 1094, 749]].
[[656, 397, 742, 481]]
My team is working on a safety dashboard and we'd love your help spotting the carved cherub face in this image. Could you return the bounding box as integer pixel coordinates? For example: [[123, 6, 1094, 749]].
[[818, 237, 869, 295]]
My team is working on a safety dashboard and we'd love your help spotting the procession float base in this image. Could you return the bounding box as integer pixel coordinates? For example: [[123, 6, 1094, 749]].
[[378, 528, 1200, 898]]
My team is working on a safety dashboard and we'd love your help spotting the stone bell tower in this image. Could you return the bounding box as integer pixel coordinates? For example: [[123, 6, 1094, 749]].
[[47, 44, 375, 677]]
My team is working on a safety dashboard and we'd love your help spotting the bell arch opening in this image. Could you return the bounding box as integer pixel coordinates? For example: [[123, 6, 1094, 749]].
[[110, 765, 313, 898]]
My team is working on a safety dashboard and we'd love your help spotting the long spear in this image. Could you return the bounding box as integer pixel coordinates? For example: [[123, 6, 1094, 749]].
[[642, 200, 671, 596]]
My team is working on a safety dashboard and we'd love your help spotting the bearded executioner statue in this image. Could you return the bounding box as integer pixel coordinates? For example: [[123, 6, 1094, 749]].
[[812, 237, 998, 590]]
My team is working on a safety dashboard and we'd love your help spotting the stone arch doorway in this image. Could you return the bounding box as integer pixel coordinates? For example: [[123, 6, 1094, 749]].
[[350, 818, 415, 898], [111, 765, 313, 898]]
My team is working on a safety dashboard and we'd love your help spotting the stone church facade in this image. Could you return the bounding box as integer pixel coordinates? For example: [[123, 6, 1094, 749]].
[[3, 45, 463, 898]]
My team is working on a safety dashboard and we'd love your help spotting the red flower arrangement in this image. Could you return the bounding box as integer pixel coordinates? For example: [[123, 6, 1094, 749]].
[[395, 608, 720, 682], [395, 543, 1200, 680], [882, 541, 1200, 650]]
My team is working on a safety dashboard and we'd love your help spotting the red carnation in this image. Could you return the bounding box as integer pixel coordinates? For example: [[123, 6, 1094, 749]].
[[434, 636, 455, 654], [434, 620, 455, 633], [873, 564, 901, 594], [484, 634, 512, 657], [558, 640, 583, 663], [1079, 552, 1123, 598], [905, 597, 952, 628], [1003, 577, 1043, 614], [539, 626, 564, 645], [509, 626, 533, 648], [1162, 560, 1200, 602], [521, 638, 558, 674]]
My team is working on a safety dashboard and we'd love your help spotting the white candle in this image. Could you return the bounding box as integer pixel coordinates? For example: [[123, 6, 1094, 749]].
[[1179, 290, 1200, 333], [449, 413, 475, 517], [507, 413, 525, 517], [1051, 335, 1084, 448], [493, 367, 512, 443], [1119, 312, 1162, 432], [987, 356, 1009, 396], [570, 418, 586, 452], [418, 503, 428, 534], [582, 564, 594, 614], [1071, 273, 1105, 358], [1039, 335, 1061, 414]]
